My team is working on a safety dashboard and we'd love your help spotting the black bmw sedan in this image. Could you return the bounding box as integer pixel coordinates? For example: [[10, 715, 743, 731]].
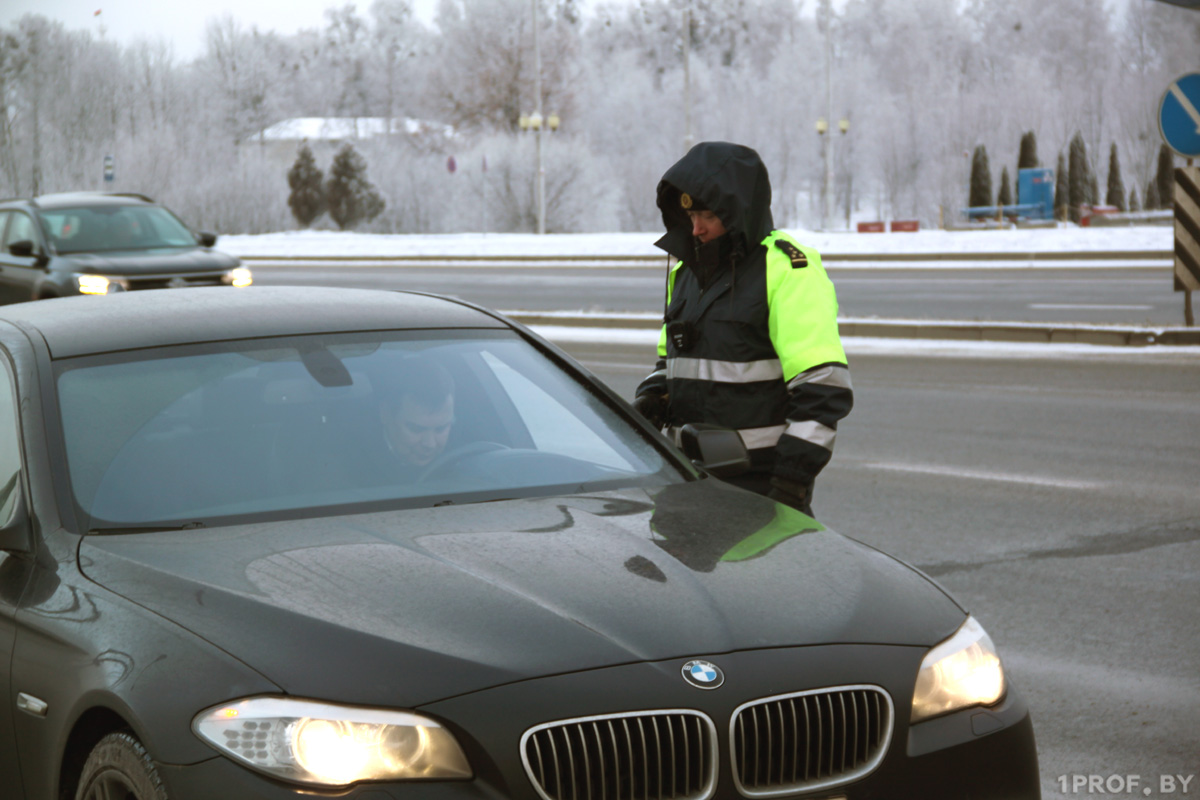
[[0, 287, 1039, 799]]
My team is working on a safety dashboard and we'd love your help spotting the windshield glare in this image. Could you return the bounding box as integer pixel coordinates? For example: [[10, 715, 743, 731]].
[[56, 332, 677, 529], [39, 205, 198, 254]]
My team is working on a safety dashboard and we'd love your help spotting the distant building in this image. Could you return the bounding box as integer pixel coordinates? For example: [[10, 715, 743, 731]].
[[253, 117, 457, 161]]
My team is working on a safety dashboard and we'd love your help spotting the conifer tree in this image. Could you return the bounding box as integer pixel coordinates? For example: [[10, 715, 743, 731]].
[[1054, 151, 1069, 220], [1128, 188, 1140, 213], [997, 166, 1013, 208], [1017, 131, 1039, 170], [969, 145, 992, 209], [1145, 178, 1159, 211], [1105, 143, 1125, 211], [325, 144, 386, 231], [1155, 144, 1175, 210], [1067, 132, 1088, 223], [286, 144, 325, 228], [1088, 171, 1099, 207], [1016, 131, 1038, 204]]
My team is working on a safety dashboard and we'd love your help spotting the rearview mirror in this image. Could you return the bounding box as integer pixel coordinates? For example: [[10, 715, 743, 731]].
[[678, 423, 750, 478], [197, 231, 217, 248]]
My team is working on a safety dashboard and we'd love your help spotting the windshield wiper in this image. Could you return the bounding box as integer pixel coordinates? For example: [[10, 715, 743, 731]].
[[88, 521, 207, 535]]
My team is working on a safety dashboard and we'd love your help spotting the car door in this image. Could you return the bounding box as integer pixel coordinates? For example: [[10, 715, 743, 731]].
[[0, 211, 46, 304], [0, 352, 30, 800]]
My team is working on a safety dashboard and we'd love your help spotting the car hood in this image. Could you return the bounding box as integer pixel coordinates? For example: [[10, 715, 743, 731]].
[[79, 481, 964, 707], [60, 247, 238, 275]]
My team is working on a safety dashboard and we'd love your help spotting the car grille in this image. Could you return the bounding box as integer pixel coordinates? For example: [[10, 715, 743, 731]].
[[128, 274, 226, 291], [522, 711, 718, 800], [730, 686, 893, 796]]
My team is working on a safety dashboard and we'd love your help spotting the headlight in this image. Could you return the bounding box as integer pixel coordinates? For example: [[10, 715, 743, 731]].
[[911, 616, 1006, 723], [193, 696, 472, 787], [76, 274, 127, 295], [223, 266, 253, 287]]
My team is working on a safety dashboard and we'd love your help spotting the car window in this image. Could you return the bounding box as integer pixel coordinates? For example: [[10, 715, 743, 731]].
[[55, 331, 679, 529], [2, 213, 36, 250], [38, 205, 196, 253], [0, 356, 22, 527]]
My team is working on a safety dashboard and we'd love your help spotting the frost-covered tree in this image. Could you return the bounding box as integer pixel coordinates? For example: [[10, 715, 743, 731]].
[[1105, 143, 1125, 211], [287, 144, 325, 227], [1144, 177, 1159, 211], [996, 166, 1012, 207], [325, 144, 385, 230], [1128, 187, 1140, 213], [969, 145, 991, 208]]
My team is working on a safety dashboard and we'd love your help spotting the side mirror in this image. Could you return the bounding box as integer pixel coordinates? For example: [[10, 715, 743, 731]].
[[8, 240, 36, 258], [0, 489, 33, 555], [197, 231, 218, 248], [678, 423, 750, 478]]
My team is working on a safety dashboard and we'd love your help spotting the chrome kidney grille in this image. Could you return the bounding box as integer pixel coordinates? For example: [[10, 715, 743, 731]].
[[730, 686, 894, 796], [521, 711, 719, 800]]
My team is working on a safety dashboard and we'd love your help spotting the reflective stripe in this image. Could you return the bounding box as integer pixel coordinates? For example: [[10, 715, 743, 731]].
[[667, 357, 783, 383], [782, 419, 837, 451], [667, 424, 785, 451], [738, 424, 787, 450], [786, 363, 852, 392]]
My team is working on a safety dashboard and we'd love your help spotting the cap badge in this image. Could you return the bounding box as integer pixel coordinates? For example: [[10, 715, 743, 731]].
[[680, 193, 693, 210]]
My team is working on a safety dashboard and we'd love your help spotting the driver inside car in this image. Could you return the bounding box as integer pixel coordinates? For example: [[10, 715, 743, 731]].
[[372, 356, 456, 481]]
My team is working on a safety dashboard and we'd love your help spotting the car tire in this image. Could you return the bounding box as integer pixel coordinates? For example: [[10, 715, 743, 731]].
[[75, 731, 169, 800]]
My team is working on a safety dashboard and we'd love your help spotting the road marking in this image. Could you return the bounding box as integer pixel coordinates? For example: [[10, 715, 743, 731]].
[[1027, 303, 1154, 310], [856, 461, 1107, 490]]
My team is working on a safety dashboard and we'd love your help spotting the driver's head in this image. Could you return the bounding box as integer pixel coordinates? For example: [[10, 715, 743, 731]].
[[379, 356, 455, 467]]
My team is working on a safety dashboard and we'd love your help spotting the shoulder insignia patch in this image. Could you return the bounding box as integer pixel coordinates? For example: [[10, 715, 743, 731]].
[[775, 240, 808, 268]]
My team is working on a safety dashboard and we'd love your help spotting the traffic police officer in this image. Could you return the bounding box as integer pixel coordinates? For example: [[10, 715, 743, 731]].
[[634, 142, 852, 516]]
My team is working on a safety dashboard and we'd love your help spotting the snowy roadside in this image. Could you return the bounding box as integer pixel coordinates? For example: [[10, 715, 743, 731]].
[[219, 225, 1172, 258]]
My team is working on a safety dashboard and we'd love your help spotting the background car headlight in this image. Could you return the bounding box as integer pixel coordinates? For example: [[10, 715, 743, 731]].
[[193, 696, 472, 786], [76, 274, 127, 295], [222, 266, 253, 287], [911, 615, 1006, 723]]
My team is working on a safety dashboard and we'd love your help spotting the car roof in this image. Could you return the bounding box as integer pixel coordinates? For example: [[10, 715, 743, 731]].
[[29, 192, 156, 210], [0, 287, 509, 359]]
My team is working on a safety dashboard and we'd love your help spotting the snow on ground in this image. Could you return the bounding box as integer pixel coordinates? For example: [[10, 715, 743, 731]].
[[219, 225, 1172, 258]]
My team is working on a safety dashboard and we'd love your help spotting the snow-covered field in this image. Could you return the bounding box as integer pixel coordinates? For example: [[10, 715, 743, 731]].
[[219, 225, 1172, 258]]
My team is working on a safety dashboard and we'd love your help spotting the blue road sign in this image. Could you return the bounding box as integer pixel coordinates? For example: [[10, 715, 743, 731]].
[[1159, 72, 1200, 158]]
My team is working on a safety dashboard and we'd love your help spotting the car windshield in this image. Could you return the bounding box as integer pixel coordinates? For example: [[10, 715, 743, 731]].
[[55, 331, 680, 530], [38, 205, 197, 254]]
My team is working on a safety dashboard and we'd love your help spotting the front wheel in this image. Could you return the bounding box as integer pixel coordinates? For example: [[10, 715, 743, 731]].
[[76, 732, 169, 800]]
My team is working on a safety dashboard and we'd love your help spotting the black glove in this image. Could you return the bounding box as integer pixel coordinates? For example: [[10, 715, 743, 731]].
[[767, 475, 814, 515], [632, 392, 669, 429]]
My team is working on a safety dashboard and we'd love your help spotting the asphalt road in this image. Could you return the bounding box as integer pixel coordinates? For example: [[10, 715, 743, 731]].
[[249, 265, 1188, 326], [556, 337, 1200, 799]]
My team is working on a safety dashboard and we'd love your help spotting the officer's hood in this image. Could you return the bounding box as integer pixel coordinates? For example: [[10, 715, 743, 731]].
[[655, 142, 774, 261]]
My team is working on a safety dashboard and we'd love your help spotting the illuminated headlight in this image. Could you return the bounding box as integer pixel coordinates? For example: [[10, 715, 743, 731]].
[[911, 616, 1006, 723], [222, 267, 253, 287], [193, 697, 472, 787], [76, 274, 128, 295]]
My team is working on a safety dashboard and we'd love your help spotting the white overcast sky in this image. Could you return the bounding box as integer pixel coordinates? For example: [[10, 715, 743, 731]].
[[0, 0, 609, 60]]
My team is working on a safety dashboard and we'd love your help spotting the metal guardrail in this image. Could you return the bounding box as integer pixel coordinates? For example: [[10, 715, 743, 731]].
[[239, 251, 1173, 268]]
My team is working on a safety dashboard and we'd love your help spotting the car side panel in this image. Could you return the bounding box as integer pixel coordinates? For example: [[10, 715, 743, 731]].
[[11, 550, 281, 800]]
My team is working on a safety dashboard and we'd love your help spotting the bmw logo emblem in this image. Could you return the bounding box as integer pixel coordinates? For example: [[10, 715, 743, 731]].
[[681, 659, 724, 690]]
